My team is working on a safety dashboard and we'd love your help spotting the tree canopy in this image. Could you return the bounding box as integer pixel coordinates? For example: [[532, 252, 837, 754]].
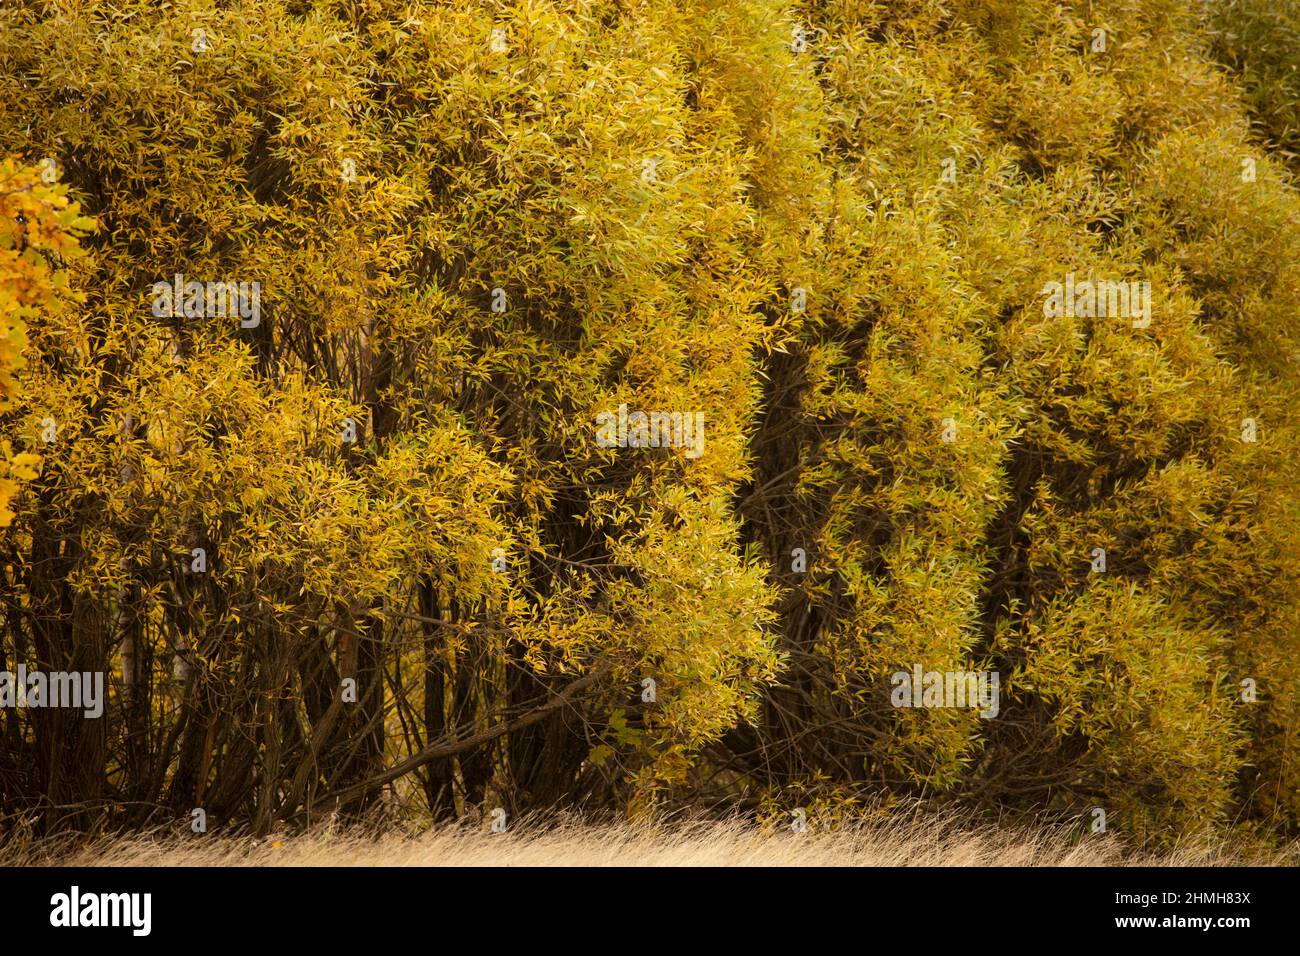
[[1, 0, 1297, 846]]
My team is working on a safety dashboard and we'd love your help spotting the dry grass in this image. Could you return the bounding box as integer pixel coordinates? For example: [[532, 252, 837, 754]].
[[7, 814, 1295, 867]]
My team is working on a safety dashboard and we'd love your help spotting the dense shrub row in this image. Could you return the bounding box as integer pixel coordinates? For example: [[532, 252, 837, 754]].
[[1, 0, 1296, 844]]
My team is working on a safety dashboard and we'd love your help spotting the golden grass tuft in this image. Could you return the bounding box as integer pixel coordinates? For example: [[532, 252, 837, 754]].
[[6, 813, 1295, 867]]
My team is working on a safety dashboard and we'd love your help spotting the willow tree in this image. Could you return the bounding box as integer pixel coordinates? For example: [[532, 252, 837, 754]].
[[723, 0, 1300, 842], [0, 0, 787, 832]]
